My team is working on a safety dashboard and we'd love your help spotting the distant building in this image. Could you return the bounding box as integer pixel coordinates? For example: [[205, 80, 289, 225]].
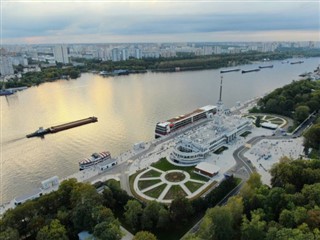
[[11, 56, 28, 66], [122, 48, 129, 61], [134, 48, 142, 59], [0, 57, 14, 76], [112, 48, 121, 62], [54, 45, 69, 64]]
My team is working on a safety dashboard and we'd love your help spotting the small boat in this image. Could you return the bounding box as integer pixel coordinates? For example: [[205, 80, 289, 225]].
[[241, 69, 260, 74], [79, 151, 111, 170], [259, 65, 273, 69], [290, 61, 304, 65], [220, 69, 240, 73]]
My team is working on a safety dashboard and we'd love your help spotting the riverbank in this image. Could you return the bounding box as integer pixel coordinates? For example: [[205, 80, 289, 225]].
[[4, 51, 320, 89]]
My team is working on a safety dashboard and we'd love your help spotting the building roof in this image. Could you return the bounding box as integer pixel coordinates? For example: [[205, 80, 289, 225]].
[[78, 231, 93, 240], [160, 105, 216, 124], [195, 162, 220, 174]]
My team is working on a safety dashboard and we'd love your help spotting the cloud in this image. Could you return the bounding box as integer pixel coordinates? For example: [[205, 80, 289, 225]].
[[2, 1, 319, 43]]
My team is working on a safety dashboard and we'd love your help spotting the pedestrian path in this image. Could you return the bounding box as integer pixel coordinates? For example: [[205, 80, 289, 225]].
[[133, 166, 210, 203]]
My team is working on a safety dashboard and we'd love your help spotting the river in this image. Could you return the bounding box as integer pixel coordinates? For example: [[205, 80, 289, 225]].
[[1, 57, 319, 203]]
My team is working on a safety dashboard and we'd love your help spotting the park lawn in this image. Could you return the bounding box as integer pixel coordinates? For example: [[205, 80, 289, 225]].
[[163, 185, 187, 200], [140, 169, 162, 178], [138, 179, 161, 190], [270, 119, 285, 124], [152, 158, 208, 182], [144, 183, 167, 198], [184, 181, 204, 193]]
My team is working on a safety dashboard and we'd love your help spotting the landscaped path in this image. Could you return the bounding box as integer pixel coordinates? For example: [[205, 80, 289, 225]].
[[133, 166, 211, 204]]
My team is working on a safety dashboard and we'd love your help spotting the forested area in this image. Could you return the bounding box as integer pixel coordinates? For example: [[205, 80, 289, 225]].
[[0, 176, 239, 240], [249, 79, 320, 156], [185, 158, 320, 240], [250, 80, 320, 123], [6, 65, 81, 88]]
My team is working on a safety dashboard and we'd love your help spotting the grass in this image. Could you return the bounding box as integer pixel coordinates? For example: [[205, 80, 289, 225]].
[[152, 158, 208, 182], [184, 181, 204, 193], [138, 179, 161, 190], [144, 183, 167, 198], [270, 119, 285, 124], [129, 170, 148, 203], [213, 146, 228, 154], [240, 131, 251, 137], [163, 185, 187, 200], [140, 169, 162, 178]]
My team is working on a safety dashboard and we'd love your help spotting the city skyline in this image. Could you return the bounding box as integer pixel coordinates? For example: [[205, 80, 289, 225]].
[[2, 0, 319, 44]]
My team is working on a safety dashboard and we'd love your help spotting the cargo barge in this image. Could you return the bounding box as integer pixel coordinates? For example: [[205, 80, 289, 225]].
[[290, 61, 304, 65], [26, 117, 98, 138], [220, 69, 240, 73], [259, 65, 273, 69], [241, 69, 260, 74]]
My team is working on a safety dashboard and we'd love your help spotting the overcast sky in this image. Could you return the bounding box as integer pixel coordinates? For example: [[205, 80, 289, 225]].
[[2, 0, 319, 44]]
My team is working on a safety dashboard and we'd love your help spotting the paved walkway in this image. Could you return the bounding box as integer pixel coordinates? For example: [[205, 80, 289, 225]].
[[133, 166, 209, 203]]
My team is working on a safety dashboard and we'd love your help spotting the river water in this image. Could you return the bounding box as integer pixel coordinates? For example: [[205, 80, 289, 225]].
[[1, 57, 319, 203]]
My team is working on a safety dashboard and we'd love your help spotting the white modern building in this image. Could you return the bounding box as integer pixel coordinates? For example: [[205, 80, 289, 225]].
[[54, 45, 69, 64], [97, 158, 118, 171], [170, 115, 252, 165]]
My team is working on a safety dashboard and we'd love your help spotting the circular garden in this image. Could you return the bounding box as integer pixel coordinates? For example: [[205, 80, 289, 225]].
[[165, 171, 186, 182]]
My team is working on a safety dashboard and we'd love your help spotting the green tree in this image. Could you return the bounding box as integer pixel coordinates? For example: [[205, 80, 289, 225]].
[[124, 200, 143, 230], [170, 197, 194, 224], [36, 219, 68, 240], [198, 206, 233, 240], [255, 116, 261, 127], [141, 201, 162, 230], [72, 202, 93, 232], [93, 221, 123, 240], [0, 227, 19, 240], [157, 207, 170, 229], [102, 187, 116, 210], [133, 231, 157, 240], [91, 205, 115, 229], [294, 105, 310, 123], [279, 209, 295, 228], [241, 212, 266, 240], [226, 196, 244, 228], [304, 124, 320, 152]]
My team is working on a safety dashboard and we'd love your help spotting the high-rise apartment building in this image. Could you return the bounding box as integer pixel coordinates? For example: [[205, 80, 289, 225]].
[[112, 48, 120, 62], [134, 48, 142, 59], [0, 57, 14, 76], [121, 48, 129, 61], [54, 45, 69, 64]]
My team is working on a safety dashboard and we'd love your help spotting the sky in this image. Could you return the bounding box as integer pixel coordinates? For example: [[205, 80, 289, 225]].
[[1, 0, 320, 44]]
